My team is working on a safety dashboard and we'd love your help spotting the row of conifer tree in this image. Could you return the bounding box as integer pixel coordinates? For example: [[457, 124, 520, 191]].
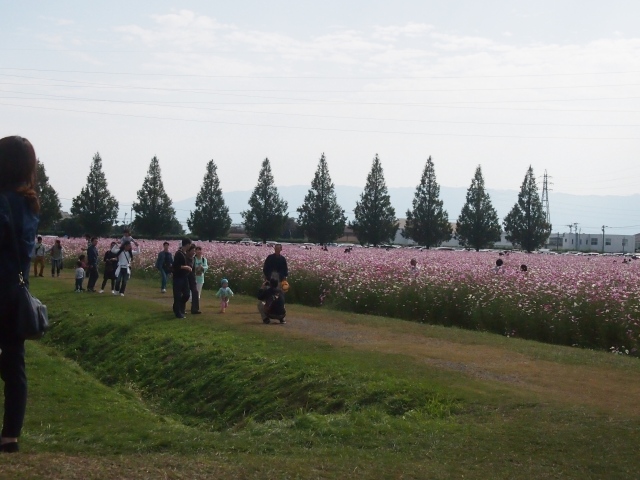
[[35, 153, 551, 251]]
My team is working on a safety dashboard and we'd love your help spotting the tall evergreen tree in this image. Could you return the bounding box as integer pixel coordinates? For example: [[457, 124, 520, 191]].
[[297, 153, 346, 244], [503, 166, 552, 252], [241, 158, 288, 242], [70, 152, 119, 236], [351, 154, 398, 246], [402, 156, 452, 248], [187, 159, 231, 239], [132, 156, 182, 237], [35, 160, 62, 231], [456, 165, 501, 251]]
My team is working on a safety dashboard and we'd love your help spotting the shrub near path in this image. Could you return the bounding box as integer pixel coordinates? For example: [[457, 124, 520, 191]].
[[3, 274, 639, 479]]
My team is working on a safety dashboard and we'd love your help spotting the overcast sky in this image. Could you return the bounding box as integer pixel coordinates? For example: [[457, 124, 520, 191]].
[[1, 1, 640, 217]]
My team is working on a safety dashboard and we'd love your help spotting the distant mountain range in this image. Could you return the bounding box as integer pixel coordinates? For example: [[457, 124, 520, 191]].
[[61, 185, 640, 235], [174, 185, 640, 236]]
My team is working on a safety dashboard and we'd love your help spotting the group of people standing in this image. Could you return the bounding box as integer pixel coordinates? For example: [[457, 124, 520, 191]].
[[31, 236, 65, 278], [70, 232, 141, 296], [167, 238, 234, 318], [169, 238, 210, 318]]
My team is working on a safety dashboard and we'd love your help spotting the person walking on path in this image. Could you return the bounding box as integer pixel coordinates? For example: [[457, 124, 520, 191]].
[[99, 241, 118, 294], [86, 237, 99, 292], [193, 246, 208, 299], [263, 243, 288, 283], [112, 240, 140, 296], [0, 135, 40, 454], [216, 278, 234, 313], [48, 239, 64, 277], [172, 238, 192, 318], [155, 241, 173, 293], [32, 236, 45, 277], [186, 244, 201, 314]]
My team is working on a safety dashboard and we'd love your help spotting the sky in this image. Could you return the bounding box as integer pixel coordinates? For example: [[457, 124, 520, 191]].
[[1, 0, 639, 229]]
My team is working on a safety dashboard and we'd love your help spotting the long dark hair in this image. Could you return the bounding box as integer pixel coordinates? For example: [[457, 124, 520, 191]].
[[0, 136, 40, 213]]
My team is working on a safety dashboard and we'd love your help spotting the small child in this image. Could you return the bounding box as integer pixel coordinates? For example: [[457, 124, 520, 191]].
[[75, 260, 85, 292], [410, 258, 419, 275], [216, 278, 234, 313], [120, 228, 139, 247]]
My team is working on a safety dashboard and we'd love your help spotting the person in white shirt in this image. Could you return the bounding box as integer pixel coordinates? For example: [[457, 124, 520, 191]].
[[111, 240, 140, 296], [32, 236, 46, 277]]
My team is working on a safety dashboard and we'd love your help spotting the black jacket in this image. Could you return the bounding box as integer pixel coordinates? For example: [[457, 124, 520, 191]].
[[263, 253, 288, 280]]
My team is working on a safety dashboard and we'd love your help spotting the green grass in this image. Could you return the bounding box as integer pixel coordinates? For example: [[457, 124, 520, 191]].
[[2, 276, 639, 479]]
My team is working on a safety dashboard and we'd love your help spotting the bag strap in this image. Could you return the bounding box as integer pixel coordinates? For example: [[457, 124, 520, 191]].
[[0, 194, 27, 286]]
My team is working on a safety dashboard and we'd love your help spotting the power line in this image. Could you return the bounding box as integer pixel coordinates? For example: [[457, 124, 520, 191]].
[[4, 73, 640, 107], [4, 89, 640, 128], [3, 66, 640, 79], [4, 101, 640, 140], [4, 72, 640, 93]]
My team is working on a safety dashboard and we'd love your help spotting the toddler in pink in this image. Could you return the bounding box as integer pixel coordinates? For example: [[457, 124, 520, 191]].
[[216, 278, 234, 313]]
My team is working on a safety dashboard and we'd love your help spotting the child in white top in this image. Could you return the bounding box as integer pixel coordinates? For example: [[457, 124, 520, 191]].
[[216, 278, 234, 313], [75, 260, 85, 292]]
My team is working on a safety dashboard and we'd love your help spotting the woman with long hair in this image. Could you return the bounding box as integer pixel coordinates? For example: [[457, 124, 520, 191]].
[[0, 136, 40, 453]]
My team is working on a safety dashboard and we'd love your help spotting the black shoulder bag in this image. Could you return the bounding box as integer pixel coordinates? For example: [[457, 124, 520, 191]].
[[2, 195, 49, 340]]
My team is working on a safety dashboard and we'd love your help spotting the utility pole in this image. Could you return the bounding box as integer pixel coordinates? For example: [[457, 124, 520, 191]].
[[601, 225, 608, 254], [556, 231, 560, 251], [574, 223, 579, 251]]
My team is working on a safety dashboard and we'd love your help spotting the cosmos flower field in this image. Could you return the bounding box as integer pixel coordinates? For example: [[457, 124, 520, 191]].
[[58, 238, 640, 355]]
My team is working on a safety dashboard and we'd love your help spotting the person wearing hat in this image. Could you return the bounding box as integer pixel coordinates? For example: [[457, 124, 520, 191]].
[[216, 278, 234, 313]]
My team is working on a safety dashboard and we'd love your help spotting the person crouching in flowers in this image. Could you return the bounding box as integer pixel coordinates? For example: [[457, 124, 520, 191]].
[[216, 278, 234, 313]]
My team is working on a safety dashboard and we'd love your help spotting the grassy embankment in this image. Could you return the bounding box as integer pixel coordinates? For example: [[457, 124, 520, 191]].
[[2, 274, 639, 479]]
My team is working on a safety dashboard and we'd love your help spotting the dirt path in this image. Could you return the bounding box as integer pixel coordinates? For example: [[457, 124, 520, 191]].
[[133, 289, 640, 417]]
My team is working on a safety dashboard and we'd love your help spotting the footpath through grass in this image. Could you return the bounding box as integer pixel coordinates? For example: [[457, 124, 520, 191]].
[[2, 274, 640, 479]]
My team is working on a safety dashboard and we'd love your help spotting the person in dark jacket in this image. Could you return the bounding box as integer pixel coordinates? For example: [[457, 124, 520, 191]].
[[155, 241, 173, 293], [99, 241, 118, 293], [86, 237, 99, 292], [186, 244, 200, 314], [257, 278, 286, 324], [263, 243, 288, 282], [172, 238, 192, 318], [0, 136, 40, 454]]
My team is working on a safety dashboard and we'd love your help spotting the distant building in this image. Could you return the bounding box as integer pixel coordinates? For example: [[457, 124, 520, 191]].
[[551, 232, 635, 253], [396, 218, 637, 253]]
